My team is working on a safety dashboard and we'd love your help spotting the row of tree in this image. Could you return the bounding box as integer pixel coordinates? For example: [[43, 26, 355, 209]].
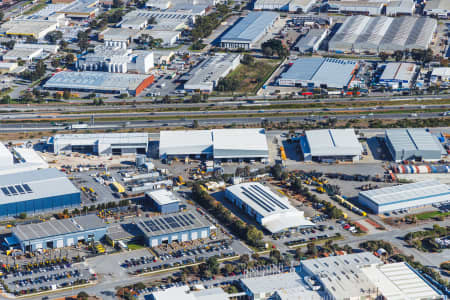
[[191, 183, 264, 247]]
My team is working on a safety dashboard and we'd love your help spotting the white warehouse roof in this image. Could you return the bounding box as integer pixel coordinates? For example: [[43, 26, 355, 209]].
[[359, 180, 450, 207], [361, 262, 443, 300], [226, 182, 313, 233], [146, 189, 180, 206], [0, 143, 14, 168], [304, 129, 363, 156], [159, 130, 213, 157], [159, 129, 268, 159], [213, 128, 269, 159]]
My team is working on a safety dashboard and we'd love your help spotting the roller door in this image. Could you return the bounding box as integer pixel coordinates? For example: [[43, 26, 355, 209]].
[[56, 240, 64, 248], [35, 243, 42, 250], [201, 230, 207, 238], [191, 232, 198, 240], [151, 239, 159, 247], [66, 238, 74, 246], [171, 235, 178, 241], [181, 233, 188, 241]]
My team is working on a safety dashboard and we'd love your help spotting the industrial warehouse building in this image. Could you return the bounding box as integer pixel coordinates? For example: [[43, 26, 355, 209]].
[[293, 29, 328, 53], [220, 11, 279, 49], [146, 189, 180, 214], [225, 182, 313, 233], [277, 57, 358, 89], [385, 128, 444, 162], [183, 54, 241, 92], [12, 215, 106, 251], [136, 211, 212, 246], [43, 71, 155, 96], [302, 252, 443, 300], [299, 129, 363, 162], [0, 19, 58, 39], [379, 62, 417, 89], [424, 0, 450, 19], [358, 180, 450, 214], [326, 1, 384, 15], [0, 168, 80, 218], [159, 128, 269, 162], [48, 132, 149, 155], [0, 144, 49, 175], [253, 0, 316, 12], [76, 45, 154, 74], [328, 16, 437, 54]]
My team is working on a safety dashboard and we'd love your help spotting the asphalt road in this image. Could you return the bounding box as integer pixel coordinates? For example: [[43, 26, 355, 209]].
[[0, 112, 445, 132], [0, 95, 447, 113], [0, 104, 448, 121]]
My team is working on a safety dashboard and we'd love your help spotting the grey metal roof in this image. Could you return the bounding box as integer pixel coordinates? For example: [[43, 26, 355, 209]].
[[359, 180, 450, 205], [13, 215, 105, 242], [44, 71, 152, 92], [385, 128, 442, 152], [220, 11, 279, 43], [136, 210, 210, 238], [294, 29, 327, 52], [0, 168, 79, 205], [51, 132, 149, 146], [304, 129, 363, 157], [279, 57, 358, 88]]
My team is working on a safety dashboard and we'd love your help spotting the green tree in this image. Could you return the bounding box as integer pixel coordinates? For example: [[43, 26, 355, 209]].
[[261, 39, 289, 58], [206, 256, 220, 274], [379, 52, 389, 62], [45, 30, 63, 44], [392, 50, 404, 62], [18, 212, 27, 219], [63, 90, 71, 99], [112, 0, 123, 8], [241, 54, 254, 65], [77, 291, 89, 300], [306, 243, 318, 256], [246, 225, 263, 246], [66, 53, 75, 65]]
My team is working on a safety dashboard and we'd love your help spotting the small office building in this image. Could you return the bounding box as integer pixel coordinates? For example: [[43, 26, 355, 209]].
[[146, 189, 180, 214], [136, 211, 212, 247], [12, 215, 106, 251]]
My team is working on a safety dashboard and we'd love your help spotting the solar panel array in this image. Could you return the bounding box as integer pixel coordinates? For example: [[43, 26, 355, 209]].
[[240, 184, 289, 213], [140, 213, 197, 233], [1, 184, 33, 196]]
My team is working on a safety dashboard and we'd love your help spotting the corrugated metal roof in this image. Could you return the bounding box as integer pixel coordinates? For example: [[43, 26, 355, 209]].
[[212, 128, 268, 159], [146, 189, 180, 206], [359, 180, 450, 205], [44, 71, 151, 91], [0, 168, 79, 204], [52, 132, 149, 146], [13, 215, 105, 241], [136, 210, 210, 238], [226, 183, 313, 232], [159, 130, 213, 156], [304, 129, 363, 157], [386, 128, 442, 152], [220, 11, 279, 43], [280, 57, 358, 88]]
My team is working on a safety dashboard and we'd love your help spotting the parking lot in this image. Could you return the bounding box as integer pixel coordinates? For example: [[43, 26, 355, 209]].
[[3, 264, 91, 296], [121, 242, 236, 274]]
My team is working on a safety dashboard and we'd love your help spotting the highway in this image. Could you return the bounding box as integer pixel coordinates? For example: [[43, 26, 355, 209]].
[[0, 95, 448, 113], [0, 112, 445, 132], [0, 103, 448, 121]]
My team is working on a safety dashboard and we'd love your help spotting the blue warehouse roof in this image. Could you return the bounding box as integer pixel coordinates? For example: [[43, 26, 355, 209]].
[[0, 168, 80, 204], [279, 57, 358, 88], [221, 11, 279, 43]]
